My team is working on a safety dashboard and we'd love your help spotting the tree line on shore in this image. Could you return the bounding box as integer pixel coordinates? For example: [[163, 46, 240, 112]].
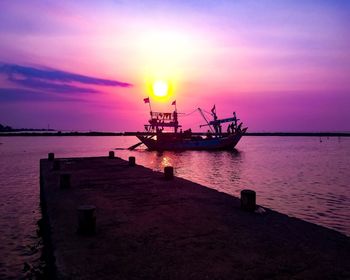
[[0, 123, 13, 131], [0, 123, 55, 132]]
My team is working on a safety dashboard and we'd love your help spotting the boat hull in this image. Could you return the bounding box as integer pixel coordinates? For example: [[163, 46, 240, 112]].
[[137, 128, 247, 151]]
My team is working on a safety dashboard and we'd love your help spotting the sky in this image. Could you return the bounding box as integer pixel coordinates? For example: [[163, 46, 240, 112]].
[[0, 0, 349, 132]]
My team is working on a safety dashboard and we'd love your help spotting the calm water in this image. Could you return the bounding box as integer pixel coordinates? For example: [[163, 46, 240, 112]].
[[0, 136, 349, 279]]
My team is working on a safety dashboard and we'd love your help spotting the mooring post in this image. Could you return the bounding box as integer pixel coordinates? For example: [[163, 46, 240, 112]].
[[129, 156, 136, 166], [48, 153, 55, 161], [164, 166, 174, 180], [108, 151, 115, 159], [77, 205, 96, 235], [60, 174, 71, 189], [240, 189, 256, 212], [53, 160, 60, 171]]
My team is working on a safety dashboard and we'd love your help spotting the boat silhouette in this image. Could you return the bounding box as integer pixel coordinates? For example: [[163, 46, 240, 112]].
[[131, 103, 247, 151]]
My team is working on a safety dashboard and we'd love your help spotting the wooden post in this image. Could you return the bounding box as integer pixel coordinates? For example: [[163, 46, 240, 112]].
[[60, 174, 71, 189], [77, 205, 96, 235], [164, 166, 174, 180], [129, 156, 136, 166], [108, 151, 115, 159], [240, 189, 256, 212], [48, 153, 55, 161]]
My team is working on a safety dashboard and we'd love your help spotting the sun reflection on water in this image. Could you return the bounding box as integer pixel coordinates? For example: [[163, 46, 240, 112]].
[[160, 156, 172, 169]]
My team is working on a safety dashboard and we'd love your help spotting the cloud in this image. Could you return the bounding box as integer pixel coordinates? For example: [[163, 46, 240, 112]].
[[0, 63, 132, 87], [0, 63, 132, 102], [8, 76, 99, 93], [0, 88, 85, 102]]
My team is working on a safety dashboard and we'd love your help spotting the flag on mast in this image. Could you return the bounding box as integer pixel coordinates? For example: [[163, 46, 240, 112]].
[[211, 105, 216, 114], [171, 100, 176, 106], [144, 97, 152, 112]]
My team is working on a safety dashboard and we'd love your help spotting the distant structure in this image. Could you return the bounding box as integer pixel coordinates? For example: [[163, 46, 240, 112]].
[[0, 123, 13, 132]]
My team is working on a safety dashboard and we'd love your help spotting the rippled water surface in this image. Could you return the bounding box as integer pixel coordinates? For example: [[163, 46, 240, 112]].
[[0, 136, 349, 278]]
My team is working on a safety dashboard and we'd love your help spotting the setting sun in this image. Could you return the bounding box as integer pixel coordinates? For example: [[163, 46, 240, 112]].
[[152, 80, 168, 97]]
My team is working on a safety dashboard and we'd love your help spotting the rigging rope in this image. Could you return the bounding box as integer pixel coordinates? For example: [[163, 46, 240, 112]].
[[202, 109, 213, 116], [180, 108, 198, 117], [180, 108, 213, 118]]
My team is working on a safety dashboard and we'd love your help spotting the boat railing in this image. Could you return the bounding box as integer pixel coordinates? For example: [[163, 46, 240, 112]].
[[150, 111, 176, 121]]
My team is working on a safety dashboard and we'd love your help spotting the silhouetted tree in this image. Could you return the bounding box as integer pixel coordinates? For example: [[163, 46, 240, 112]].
[[0, 124, 13, 131]]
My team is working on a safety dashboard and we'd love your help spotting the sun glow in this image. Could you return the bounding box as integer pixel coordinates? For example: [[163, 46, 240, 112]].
[[146, 78, 174, 102], [153, 80, 168, 97], [132, 28, 203, 101]]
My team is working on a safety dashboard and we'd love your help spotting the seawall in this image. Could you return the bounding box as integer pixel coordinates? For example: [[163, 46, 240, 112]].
[[40, 155, 350, 279]]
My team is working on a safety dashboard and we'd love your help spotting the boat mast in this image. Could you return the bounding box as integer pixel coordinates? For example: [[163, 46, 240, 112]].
[[198, 108, 214, 133], [172, 101, 178, 133], [148, 99, 152, 115]]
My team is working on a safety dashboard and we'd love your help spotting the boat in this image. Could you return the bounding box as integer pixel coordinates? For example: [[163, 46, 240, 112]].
[[131, 102, 247, 151]]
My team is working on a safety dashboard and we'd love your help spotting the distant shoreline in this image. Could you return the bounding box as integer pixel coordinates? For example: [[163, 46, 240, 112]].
[[0, 131, 349, 137]]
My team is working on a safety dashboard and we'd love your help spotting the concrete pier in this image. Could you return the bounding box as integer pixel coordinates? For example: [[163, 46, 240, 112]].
[[40, 156, 350, 280]]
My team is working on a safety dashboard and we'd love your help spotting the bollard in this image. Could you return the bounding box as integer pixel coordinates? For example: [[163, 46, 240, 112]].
[[240, 189, 256, 212], [77, 205, 96, 235], [60, 174, 71, 189], [53, 160, 60, 171], [164, 166, 174, 180], [48, 153, 55, 161], [108, 151, 115, 159], [129, 156, 136, 166]]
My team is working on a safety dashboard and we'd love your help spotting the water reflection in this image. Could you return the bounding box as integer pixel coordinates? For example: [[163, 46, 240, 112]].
[[133, 149, 243, 196]]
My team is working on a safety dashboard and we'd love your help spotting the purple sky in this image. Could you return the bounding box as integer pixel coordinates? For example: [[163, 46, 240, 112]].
[[0, 0, 349, 132]]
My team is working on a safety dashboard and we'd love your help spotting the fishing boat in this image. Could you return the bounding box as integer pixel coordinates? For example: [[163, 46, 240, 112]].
[[130, 102, 247, 151]]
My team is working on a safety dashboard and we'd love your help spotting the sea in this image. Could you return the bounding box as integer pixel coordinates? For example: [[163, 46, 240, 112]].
[[0, 135, 349, 279]]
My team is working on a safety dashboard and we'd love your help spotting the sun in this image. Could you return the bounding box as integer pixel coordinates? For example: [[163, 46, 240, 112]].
[[152, 80, 168, 97]]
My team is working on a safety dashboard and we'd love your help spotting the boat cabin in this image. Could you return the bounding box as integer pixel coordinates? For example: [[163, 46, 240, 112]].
[[145, 111, 182, 133]]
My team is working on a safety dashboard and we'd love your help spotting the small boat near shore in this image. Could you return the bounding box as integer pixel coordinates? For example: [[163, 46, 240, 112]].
[[131, 102, 247, 151]]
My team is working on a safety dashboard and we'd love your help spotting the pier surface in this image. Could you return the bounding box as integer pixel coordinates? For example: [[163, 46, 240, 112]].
[[40, 156, 350, 280]]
